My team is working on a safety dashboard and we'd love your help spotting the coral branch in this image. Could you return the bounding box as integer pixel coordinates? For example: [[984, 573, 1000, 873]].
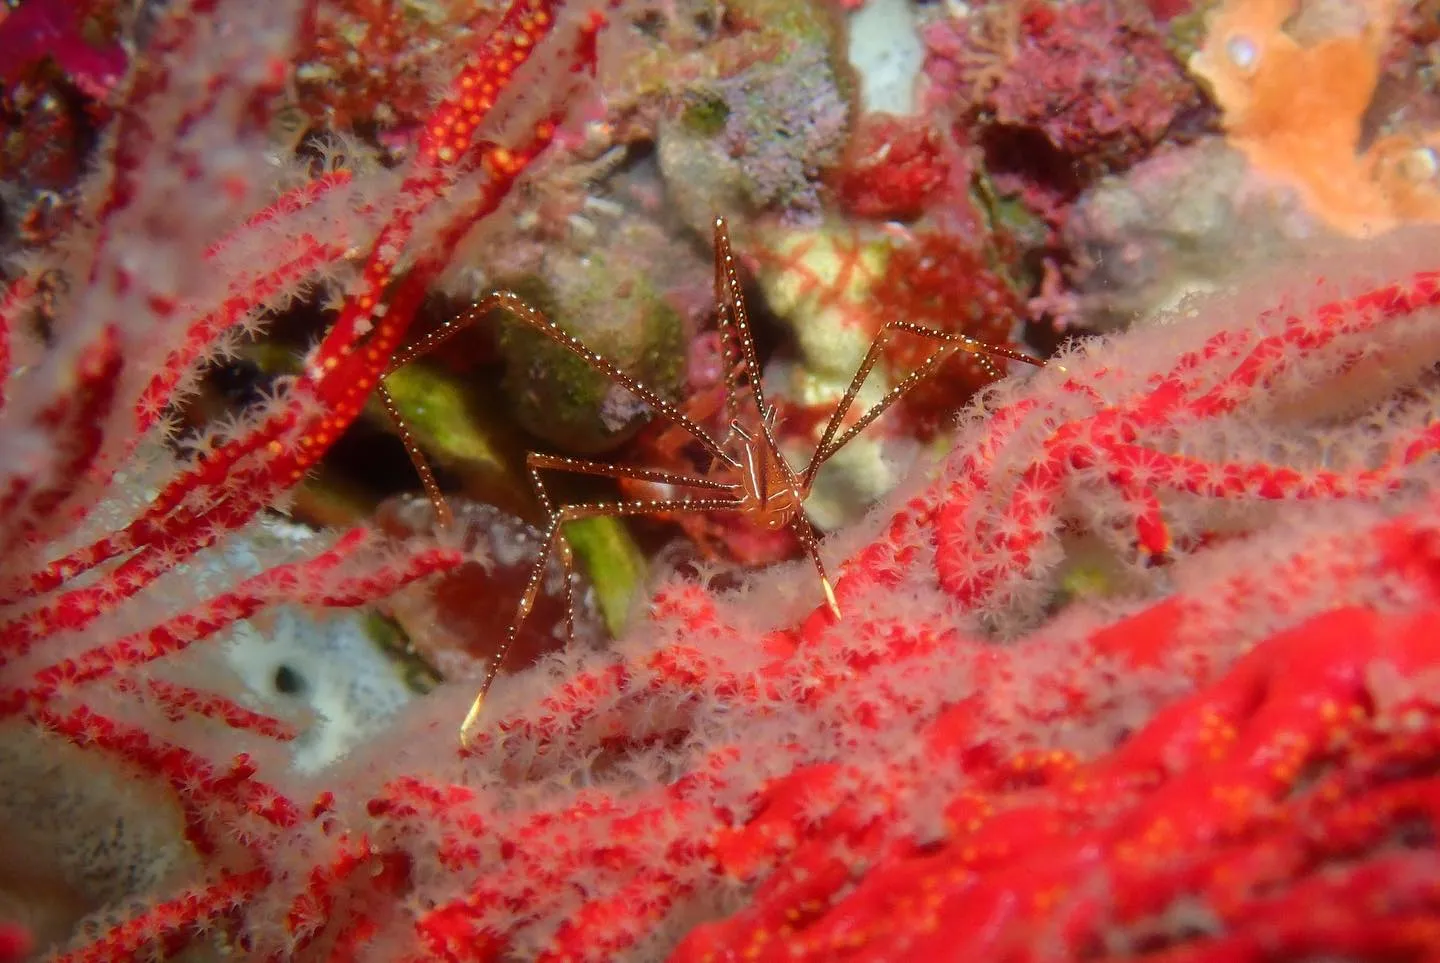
[[0, 0, 607, 957]]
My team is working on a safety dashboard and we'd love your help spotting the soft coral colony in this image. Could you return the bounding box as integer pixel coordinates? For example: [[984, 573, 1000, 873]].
[[2, 3, 1440, 963]]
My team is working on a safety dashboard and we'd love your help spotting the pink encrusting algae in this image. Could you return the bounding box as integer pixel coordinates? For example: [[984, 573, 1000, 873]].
[[2, 0, 1440, 960]]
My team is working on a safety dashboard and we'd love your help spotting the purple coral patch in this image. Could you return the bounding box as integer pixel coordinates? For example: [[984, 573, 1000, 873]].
[[925, 0, 1199, 175]]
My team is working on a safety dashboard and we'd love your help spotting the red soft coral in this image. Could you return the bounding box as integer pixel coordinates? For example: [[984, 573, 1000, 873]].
[[831, 113, 950, 221]]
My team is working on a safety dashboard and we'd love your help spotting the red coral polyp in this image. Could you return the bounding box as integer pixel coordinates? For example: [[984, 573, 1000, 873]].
[[832, 113, 950, 221], [867, 230, 1024, 438]]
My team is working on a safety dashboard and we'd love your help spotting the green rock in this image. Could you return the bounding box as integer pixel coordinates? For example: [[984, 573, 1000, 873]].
[[495, 257, 687, 455], [726, 0, 839, 48], [680, 93, 732, 138]]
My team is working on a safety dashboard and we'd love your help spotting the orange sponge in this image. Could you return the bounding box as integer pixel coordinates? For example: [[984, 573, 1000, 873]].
[[1190, 0, 1440, 236]]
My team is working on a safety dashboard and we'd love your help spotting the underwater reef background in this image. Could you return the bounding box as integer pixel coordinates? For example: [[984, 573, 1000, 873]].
[[1, 0, 1439, 959]]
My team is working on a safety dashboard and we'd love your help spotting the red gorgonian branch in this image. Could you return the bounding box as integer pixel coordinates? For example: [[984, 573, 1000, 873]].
[[0, 0, 611, 956]]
